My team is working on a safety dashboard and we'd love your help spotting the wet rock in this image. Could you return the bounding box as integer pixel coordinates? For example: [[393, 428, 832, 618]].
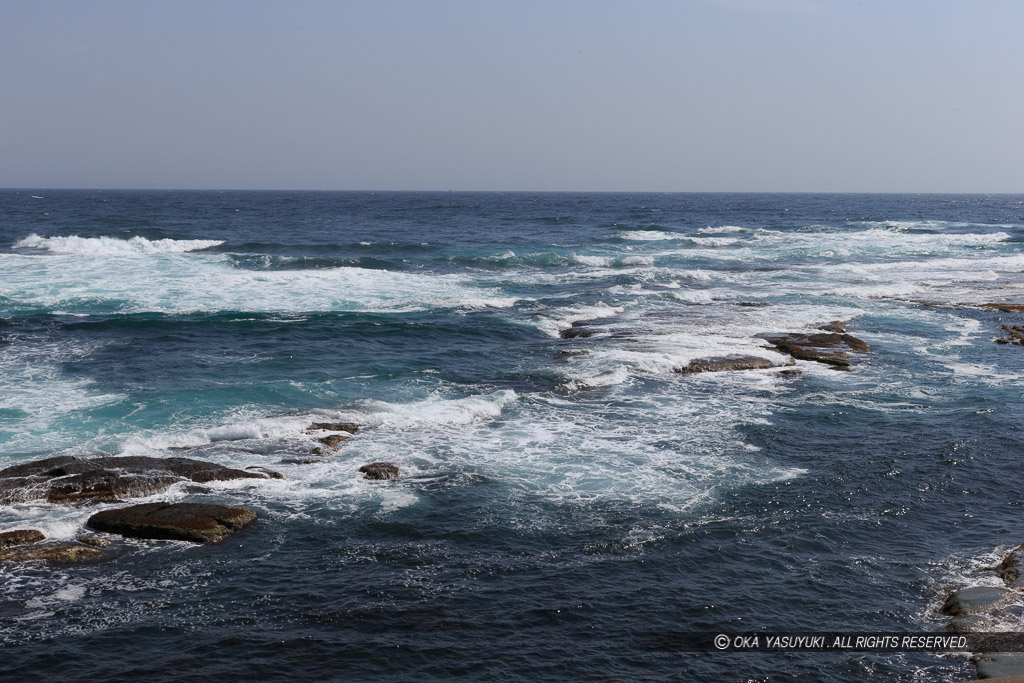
[[87, 502, 256, 544], [818, 320, 847, 333], [996, 325, 1024, 346], [559, 325, 596, 339], [941, 586, 1016, 616], [307, 422, 359, 434], [674, 356, 775, 374], [778, 369, 803, 376], [981, 303, 1024, 313], [360, 462, 400, 480], [0, 543, 105, 563], [762, 331, 870, 368], [971, 653, 1024, 679], [279, 458, 322, 465], [998, 545, 1024, 587], [77, 536, 112, 548], [245, 466, 285, 480], [737, 301, 771, 307], [554, 349, 589, 360], [0, 455, 273, 506], [0, 529, 45, 548], [311, 434, 349, 455]]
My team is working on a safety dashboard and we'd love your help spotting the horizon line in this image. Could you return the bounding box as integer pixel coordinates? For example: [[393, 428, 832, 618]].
[[2, 187, 1023, 195]]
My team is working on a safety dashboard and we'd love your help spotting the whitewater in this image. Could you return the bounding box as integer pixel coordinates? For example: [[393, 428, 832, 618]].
[[2, 190, 1024, 682]]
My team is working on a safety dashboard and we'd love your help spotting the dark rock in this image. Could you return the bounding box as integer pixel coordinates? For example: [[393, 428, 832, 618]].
[[762, 331, 869, 368], [359, 462, 400, 480], [0, 529, 45, 548], [840, 334, 870, 352], [737, 302, 771, 307], [77, 536, 112, 548], [999, 544, 1024, 587], [245, 466, 285, 480], [0, 544, 105, 563], [818, 320, 847, 333], [778, 369, 803, 376], [997, 325, 1024, 346], [981, 303, 1024, 313], [940, 586, 1016, 616], [307, 422, 359, 434], [312, 435, 348, 455], [559, 326, 596, 339], [554, 349, 588, 360], [775, 341, 850, 367], [675, 356, 775, 374], [87, 502, 256, 544], [0, 455, 272, 506], [278, 458, 323, 465]]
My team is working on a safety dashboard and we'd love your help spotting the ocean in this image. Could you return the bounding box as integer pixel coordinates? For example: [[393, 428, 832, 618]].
[[2, 190, 1023, 681]]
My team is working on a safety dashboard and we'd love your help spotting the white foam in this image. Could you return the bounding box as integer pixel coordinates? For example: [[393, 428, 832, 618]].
[[617, 230, 687, 241], [572, 254, 612, 267], [13, 234, 224, 255], [533, 302, 626, 338], [698, 225, 746, 234], [0, 340, 123, 456], [0, 252, 521, 315], [341, 390, 517, 429], [687, 237, 740, 247]]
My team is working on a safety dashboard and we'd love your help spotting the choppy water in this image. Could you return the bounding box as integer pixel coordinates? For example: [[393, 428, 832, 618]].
[[2, 191, 1024, 681]]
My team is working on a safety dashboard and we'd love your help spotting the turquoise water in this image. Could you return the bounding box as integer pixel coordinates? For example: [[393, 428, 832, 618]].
[[2, 191, 1024, 681]]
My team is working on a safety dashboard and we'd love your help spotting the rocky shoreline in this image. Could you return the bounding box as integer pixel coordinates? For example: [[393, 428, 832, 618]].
[[0, 420, 400, 564]]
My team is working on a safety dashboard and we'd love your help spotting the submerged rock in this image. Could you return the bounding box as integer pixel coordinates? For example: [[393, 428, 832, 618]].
[[737, 301, 771, 307], [312, 434, 349, 454], [559, 326, 596, 339], [0, 529, 45, 549], [77, 536, 112, 548], [359, 462, 400, 480], [307, 422, 359, 434], [279, 458, 322, 465], [87, 502, 256, 544], [0, 543, 105, 564], [0, 455, 273, 506], [674, 356, 776, 374], [245, 466, 285, 479]]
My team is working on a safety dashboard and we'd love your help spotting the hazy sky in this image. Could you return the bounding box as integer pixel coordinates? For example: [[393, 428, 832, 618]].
[[1, 0, 1021, 191]]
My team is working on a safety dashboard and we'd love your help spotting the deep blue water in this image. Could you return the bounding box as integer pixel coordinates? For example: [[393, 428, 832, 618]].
[[2, 191, 1024, 681]]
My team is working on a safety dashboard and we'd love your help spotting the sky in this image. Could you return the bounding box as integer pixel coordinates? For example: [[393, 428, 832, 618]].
[[0, 0, 1021, 192]]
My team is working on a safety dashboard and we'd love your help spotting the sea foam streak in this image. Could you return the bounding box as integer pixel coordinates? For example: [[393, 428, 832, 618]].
[[13, 234, 225, 255]]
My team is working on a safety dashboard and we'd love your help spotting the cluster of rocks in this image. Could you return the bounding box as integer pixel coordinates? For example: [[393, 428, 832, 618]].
[[677, 321, 870, 375], [975, 303, 1024, 348], [557, 313, 872, 376], [939, 544, 1024, 679], [0, 420, 401, 565], [980, 303, 1024, 314], [995, 325, 1024, 346], [761, 322, 870, 371]]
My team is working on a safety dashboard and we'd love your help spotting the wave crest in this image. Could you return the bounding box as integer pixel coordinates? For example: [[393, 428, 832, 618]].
[[13, 234, 225, 255]]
